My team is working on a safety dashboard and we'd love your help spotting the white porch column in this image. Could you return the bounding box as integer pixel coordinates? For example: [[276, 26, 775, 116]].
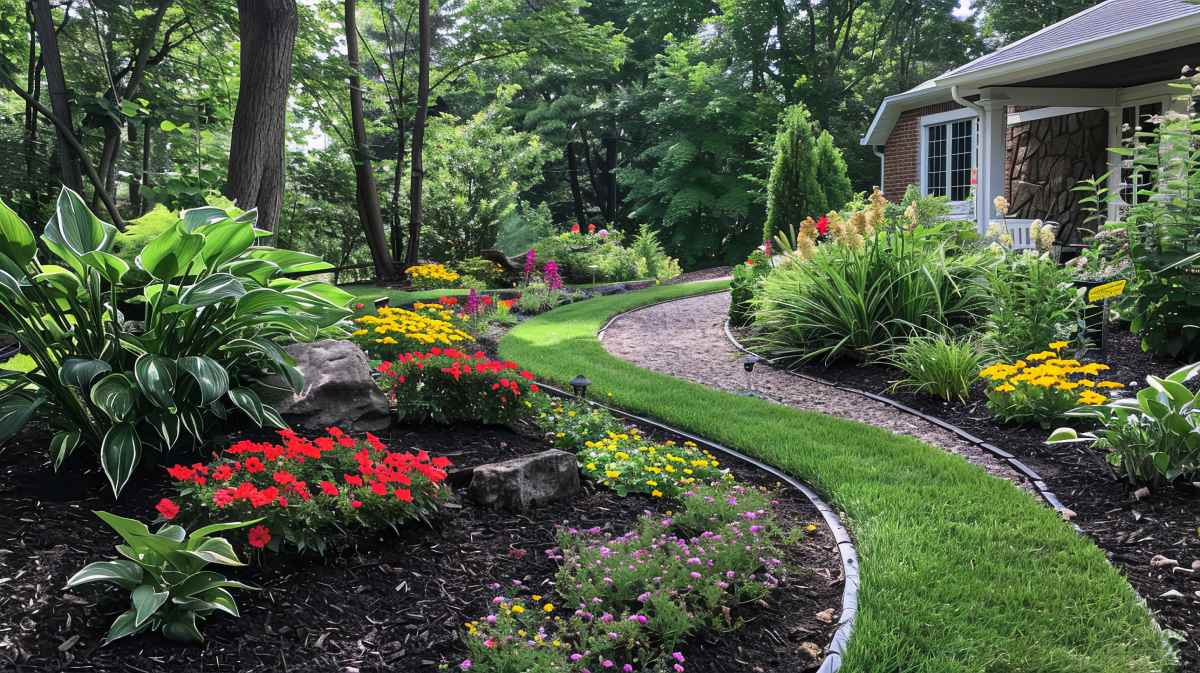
[[1105, 106, 1124, 222], [976, 98, 1008, 235]]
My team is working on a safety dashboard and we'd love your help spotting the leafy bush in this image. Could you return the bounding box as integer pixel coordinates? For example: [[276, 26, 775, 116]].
[[459, 480, 797, 673], [983, 250, 1083, 360], [752, 190, 990, 363], [376, 348, 539, 424], [532, 396, 628, 450], [0, 189, 351, 496], [1113, 74, 1200, 359], [494, 201, 557, 257], [66, 511, 257, 644], [577, 428, 730, 498], [980, 343, 1124, 426], [728, 249, 770, 327], [351, 304, 474, 360], [406, 263, 461, 289], [886, 334, 985, 402], [531, 226, 681, 284], [454, 257, 510, 288], [515, 282, 565, 314], [164, 428, 452, 554], [1048, 362, 1200, 485]]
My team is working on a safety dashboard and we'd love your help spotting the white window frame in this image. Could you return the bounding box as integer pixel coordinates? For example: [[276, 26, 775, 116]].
[[919, 108, 978, 218]]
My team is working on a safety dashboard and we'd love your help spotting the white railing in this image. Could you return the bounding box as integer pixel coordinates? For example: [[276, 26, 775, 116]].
[[990, 218, 1036, 250]]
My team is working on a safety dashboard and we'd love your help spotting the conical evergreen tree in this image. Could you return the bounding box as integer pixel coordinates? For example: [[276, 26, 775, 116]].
[[764, 104, 825, 244], [813, 129, 853, 213]]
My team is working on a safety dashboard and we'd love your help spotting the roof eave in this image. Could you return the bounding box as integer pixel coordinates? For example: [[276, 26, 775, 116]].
[[859, 86, 953, 146]]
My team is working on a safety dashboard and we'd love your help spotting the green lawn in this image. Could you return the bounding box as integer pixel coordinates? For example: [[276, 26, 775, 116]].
[[500, 280, 1174, 673], [341, 280, 652, 308]]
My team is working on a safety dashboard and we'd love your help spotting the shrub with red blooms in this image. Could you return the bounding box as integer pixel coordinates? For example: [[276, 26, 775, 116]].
[[164, 428, 452, 554], [376, 347, 540, 425]]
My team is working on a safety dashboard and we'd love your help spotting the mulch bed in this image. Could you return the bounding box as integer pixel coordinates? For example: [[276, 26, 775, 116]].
[[786, 329, 1200, 669], [0, 415, 841, 672]]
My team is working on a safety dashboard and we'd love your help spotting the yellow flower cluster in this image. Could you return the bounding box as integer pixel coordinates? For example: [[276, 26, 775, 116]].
[[578, 429, 730, 498], [980, 342, 1124, 423], [351, 306, 473, 356], [406, 263, 460, 288], [411, 302, 457, 322]]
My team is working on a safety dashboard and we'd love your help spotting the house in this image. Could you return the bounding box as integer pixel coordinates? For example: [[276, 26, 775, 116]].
[[861, 0, 1200, 247]]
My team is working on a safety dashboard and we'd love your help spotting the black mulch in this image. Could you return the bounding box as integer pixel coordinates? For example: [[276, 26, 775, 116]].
[[0, 418, 841, 673], [779, 328, 1200, 669]]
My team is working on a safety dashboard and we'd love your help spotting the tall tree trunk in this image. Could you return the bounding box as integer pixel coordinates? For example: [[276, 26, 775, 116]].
[[30, 0, 83, 192], [345, 0, 395, 281], [390, 119, 407, 261], [405, 0, 431, 268], [603, 135, 618, 224], [225, 0, 298, 233], [565, 143, 586, 226]]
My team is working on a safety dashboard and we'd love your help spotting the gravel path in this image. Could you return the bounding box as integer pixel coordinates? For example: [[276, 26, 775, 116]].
[[600, 291, 1027, 486]]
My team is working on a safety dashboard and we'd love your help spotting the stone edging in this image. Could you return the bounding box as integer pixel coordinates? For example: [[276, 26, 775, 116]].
[[719, 319, 1077, 519], [536, 381, 859, 673]]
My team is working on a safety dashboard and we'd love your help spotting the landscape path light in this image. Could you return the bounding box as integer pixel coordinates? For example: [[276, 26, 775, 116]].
[[570, 374, 592, 399]]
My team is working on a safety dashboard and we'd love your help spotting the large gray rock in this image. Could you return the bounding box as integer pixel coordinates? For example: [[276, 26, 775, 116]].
[[469, 450, 580, 511], [270, 340, 390, 431]]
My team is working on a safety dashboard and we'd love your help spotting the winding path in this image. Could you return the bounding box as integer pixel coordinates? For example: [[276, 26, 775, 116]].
[[599, 291, 1025, 485]]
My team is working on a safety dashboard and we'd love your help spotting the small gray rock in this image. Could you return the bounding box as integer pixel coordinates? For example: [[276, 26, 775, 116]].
[[469, 450, 580, 511], [266, 340, 390, 431]]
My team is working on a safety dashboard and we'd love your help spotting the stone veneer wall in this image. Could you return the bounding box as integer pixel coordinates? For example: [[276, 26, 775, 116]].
[[1005, 109, 1109, 227], [882, 104, 1109, 230]]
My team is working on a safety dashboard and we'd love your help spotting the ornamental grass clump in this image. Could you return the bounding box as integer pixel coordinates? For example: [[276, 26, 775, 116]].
[[458, 481, 799, 673], [375, 348, 539, 425], [576, 429, 730, 499], [752, 189, 989, 364], [886, 333, 985, 403], [351, 304, 474, 360], [980, 342, 1125, 426], [406, 263, 460, 289], [164, 428, 452, 554]]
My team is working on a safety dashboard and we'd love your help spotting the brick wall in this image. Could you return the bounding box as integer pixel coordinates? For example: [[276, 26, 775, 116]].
[[882, 102, 962, 202]]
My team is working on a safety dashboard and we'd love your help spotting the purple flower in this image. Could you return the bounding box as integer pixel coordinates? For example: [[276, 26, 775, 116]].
[[544, 260, 563, 291], [523, 249, 536, 281], [465, 288, 480, 316], [459, 660, 472, 670]]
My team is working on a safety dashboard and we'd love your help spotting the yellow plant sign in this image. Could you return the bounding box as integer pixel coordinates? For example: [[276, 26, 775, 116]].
[[1088, 280, 1126, 303]]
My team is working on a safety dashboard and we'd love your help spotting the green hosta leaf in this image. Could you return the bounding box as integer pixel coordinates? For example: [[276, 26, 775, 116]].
[[223, 337, 302, 393], [161, 611, 204, 643], [223, 258, 279, 286], [145, 410, 182, 451], [196, 219, 255, 269], [262, 404, 288, 430], [1045, 427, 1080, 443], [95, 511, 152, 546], [134, 355, 177, 409], [227, 388, 265, 427], [176, 570, 254, 597], [245, 248, 332, 274], [0, 268, 21, 297], [101, 423, 141, 497], [0, 393, 42, 442], [179, 537, 244, 567], [131, 584, 169, 627], [138, 223, 204, 281], [1151, 451, 1170, 476], [178, 407, 204, 442], [284, 281, 354, 308], [233, 288, 311, 317], [34, 268, 82, 299], [201, 587, 240, 617], [179, 273, 245, 307], [90, 373, 137, 422], [180, 206, 229, 232], [66, 559, 143, 590], [50, 430, 82, 471], [80, 251, 130, 284], [178, 356, 229, 406], [53, 187, 116, 256], [103, 608, 145, 645], [189, 519, 260, 541], [0, 198, 36, 266]]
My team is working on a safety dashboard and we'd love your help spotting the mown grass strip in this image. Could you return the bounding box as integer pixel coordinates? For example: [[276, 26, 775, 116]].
[[500, 280, 1174, 673]]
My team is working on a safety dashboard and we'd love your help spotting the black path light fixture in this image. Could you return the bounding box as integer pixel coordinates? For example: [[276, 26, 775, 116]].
[[570, 374, 592, 399], [741, 354, 762, 397]]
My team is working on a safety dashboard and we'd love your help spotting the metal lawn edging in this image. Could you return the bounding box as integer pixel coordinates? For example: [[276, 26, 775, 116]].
[[534, 379, 859, 673]]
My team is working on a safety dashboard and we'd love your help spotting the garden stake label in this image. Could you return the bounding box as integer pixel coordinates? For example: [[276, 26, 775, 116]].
[[1087, 280, 1126, 304]]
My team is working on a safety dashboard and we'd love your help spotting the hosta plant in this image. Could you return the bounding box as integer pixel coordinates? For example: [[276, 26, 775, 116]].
[[1048, 362, 1200, 485], [66, 511, 257, 644], [0, 188, 352, 496]]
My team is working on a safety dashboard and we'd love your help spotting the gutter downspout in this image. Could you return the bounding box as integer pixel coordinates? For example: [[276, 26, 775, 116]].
[[872, 146, 885, 194]]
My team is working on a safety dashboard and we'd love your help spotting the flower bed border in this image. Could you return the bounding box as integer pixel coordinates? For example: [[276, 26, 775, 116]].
[[535, 379, 859, 673]]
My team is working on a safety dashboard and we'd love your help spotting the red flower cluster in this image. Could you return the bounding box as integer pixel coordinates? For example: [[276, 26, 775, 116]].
[[438, 295, 459, 306], [376, 349, 541, 425], [816, 214, 830, 236], [161, 428, 453, 554], [588, 223, 596, 234]]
